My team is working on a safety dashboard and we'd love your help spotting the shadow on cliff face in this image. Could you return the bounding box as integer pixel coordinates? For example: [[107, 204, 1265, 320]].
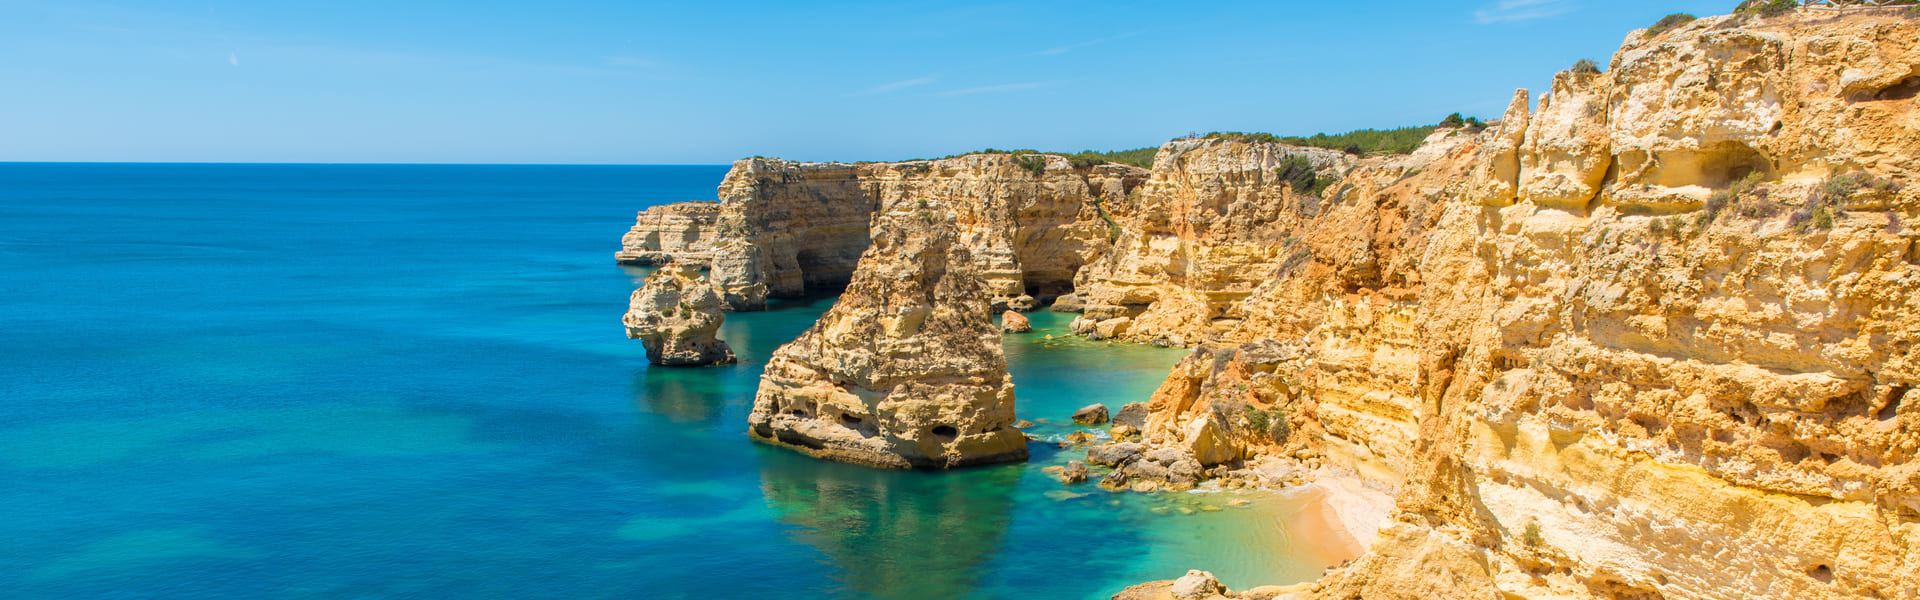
[[756, 451, 1020, 600]]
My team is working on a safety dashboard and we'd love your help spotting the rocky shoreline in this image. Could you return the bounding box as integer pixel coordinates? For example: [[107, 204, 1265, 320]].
[[621, 8, 1919, 600]]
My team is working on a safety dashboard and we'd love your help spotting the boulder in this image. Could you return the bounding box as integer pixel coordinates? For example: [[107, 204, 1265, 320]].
[[1114, 402, 1150, 429], [1171, 570, 1228, 600], [1093, 317, 1133, 340], [1087, 441, 1145, 467], [1072, 403, 1110, 425], [1001, 311, 1032, 333], [1061, 460, 1089, 484], [1184, 412, 1243, 466]]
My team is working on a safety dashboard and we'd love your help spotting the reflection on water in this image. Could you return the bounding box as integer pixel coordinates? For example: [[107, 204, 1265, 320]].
[[758, 452, 1020, 600], [632, 366, 729, 424]]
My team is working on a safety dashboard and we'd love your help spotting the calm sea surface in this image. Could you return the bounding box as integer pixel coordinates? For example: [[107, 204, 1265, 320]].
[[0, 163, 1334, 600]]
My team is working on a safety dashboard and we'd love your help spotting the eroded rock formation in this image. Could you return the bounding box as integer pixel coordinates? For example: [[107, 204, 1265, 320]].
[[746, 199, 1029, 469], [623, 263, 737, 366], [617, 154, 1149, 311], [616, 201, 723, 265], [1113, 11, 1920, 600]]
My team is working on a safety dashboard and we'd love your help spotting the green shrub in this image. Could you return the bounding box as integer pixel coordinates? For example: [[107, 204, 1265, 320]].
[[1572, 59, 1602, 75], [1812, 207, 1835, 229], [1068, 148, 1156, 169], [1523, 521, 1544, 547], [1646, 13, 1697, 37], [1440, 113, 1466, 128], [1274, 157, 1337, 196], [1280, 126, 1438, 155], [1013, 154, 1049, 177], [1244, 405, 1288, 443], [1738, 0, 1797, 18], [1203, 131, 1285, 145], [1245, 405, 1269, 433]]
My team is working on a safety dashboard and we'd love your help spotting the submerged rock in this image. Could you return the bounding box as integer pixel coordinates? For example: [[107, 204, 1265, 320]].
[[746, 200, 1028, 469], [622, 263, 737, 366]]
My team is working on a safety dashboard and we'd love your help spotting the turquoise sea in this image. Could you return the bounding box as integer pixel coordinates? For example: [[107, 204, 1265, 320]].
[[0, 164, 1338, 600]]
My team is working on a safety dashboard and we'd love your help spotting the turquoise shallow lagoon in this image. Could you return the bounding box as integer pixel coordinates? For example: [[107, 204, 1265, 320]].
[[0, 164, 1338, 599]]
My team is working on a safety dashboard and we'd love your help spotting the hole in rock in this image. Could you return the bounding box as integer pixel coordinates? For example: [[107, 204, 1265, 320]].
[[1865, 76, 1920, 102], [1648, 142, 1773, 189], [785, 409, 811, 418], [839, 413, 865, 429], [930, 425, 959, 440], [1776, 441, 1811, 463], [1879, 386, 1909, 422], [1808, 564, 1834, 584]]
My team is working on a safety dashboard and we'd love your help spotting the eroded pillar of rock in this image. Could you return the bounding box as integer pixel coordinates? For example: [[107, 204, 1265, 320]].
[[746, 200, 1028, 469], [623, 263, 737, 366]]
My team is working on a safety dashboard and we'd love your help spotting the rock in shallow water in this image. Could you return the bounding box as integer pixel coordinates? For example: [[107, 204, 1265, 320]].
[[1072, 403, 1110, 425], [622, 263, 737, 366], [745, 200, 1027, 469], [1000, 310, 1031, 333]]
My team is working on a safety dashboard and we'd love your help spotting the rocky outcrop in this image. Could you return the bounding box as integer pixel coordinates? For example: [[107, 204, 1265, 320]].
[[1000, 310, 1031, 333], [618, 155, 1150, 311], [616, 202, 724, 265], [1119, 11, 1920, 600], [622, 263, 737, 366], [746, 198, 1029, 469], [1062, 139, 1363, 347]]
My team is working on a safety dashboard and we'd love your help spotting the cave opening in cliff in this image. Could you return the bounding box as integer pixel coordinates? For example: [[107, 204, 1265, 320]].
[[1652, 142, 1774, 190], [929, 425, 958, 440]]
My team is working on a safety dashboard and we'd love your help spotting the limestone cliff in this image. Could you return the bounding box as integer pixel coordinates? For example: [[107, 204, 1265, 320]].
[[616, 155, 1148, 311], [1114, 11, 1920, 600], [745, 197, 1029, 469], [1065, 139, 1361, 347], [616, 201, 723, 265], [622, 263, 737, 366]]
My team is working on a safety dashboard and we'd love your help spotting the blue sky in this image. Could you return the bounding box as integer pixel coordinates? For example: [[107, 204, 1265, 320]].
[[0, 0, 1736, 164]]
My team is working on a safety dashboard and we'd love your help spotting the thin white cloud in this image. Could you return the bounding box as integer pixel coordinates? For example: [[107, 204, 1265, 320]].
[[930, 81, 1051, 98], [1473, 0, 1576, 24], [848, 76, 937, 97], [228, 52, 239, 67], [1030, 31, 1143, 57]]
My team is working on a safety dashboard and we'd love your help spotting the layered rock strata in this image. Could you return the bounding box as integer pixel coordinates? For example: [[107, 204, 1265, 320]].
[[616, 201, 724, 265], [618, 155, 1150, 311], [1115, 11, 1920, 600], [746, 199, 1029, 469], [622, 263, 737, 366]]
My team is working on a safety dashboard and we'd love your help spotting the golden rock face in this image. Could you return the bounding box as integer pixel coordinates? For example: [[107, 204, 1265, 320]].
[[622, 263, 736, 367], [619, 154, 1149, 312], [746, 199, 1028, 469], [1107, 12, 1920, 600]]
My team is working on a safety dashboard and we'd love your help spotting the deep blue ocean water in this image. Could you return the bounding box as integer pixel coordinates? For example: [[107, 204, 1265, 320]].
[[0, 163, 1334, 600]]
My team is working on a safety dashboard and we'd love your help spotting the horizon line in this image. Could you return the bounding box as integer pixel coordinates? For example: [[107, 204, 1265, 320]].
[[0, 160, 740, 167]]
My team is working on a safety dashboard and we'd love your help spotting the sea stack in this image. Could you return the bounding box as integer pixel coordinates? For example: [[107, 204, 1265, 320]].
[[747, 199, 1028, 469], [623, 263, 737, 366]]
